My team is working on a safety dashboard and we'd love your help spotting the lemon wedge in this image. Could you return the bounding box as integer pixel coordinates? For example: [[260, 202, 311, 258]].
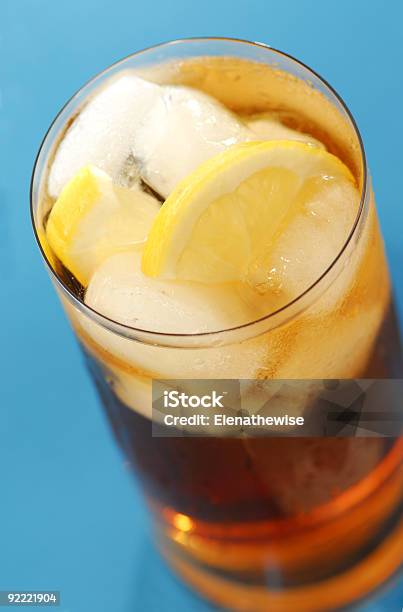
[[142, 141, 354, 285], [46, 165, 160, 286]]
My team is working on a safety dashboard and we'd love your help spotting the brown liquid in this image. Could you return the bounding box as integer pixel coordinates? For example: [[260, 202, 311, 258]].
[[79, 305, 403, 606]]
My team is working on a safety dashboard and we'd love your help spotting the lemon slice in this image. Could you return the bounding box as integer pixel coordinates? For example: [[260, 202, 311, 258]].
[[46, 165, 160, 286], [142, 141, 355, 284]]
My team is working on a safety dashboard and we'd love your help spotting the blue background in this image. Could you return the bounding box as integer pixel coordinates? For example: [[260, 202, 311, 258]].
[[1, 0, 402, 610]]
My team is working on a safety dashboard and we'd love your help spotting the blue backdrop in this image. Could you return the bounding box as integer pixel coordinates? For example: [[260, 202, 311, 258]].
[[1, 1, 402, 610]]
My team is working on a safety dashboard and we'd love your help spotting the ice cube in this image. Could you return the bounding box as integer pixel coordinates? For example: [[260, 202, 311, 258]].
[[85, 251, 255, 334], [49, 74, 252, 200], [246, 113, 324, 149], [69, 269, 269, 419], [247, 177, 359, 304], [243, 438, 383, 515], [131, 85, 252, 198], [48, 73, 162, 198]]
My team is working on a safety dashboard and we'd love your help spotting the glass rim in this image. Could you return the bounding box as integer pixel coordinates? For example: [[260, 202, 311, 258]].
[[30, 36, 368, 342]]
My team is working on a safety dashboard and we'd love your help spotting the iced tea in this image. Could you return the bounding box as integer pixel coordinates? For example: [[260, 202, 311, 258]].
[[31, 39, 403, 611]]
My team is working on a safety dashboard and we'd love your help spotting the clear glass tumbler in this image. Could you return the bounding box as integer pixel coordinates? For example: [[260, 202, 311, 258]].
[[31, 38, 403, 611]]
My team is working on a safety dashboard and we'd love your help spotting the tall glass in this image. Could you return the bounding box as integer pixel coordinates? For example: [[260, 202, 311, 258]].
[[31, 39, 402, 611]]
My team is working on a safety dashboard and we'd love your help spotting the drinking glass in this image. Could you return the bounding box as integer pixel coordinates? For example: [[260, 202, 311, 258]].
[[31, 38, 403, 611]]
